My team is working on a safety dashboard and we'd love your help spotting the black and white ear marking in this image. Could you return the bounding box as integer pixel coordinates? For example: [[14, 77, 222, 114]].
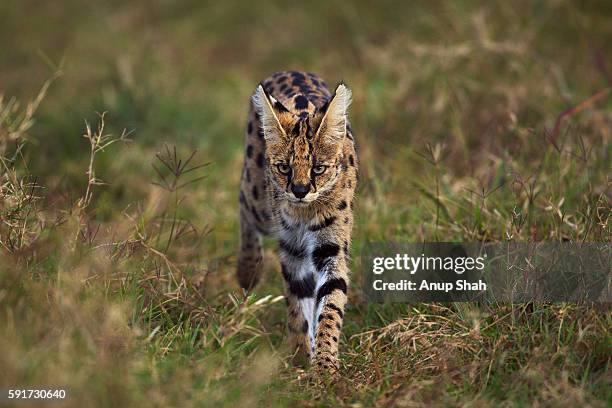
[[252, 85, 287, 142], [316, 83, 352, 142], [270, 95, 290, 113]]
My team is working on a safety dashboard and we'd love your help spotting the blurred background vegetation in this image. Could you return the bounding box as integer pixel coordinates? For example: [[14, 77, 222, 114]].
[[0, 1, 610, 406]]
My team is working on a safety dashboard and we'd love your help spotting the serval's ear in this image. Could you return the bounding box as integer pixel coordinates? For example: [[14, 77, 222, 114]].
[[252, 85, 289, 143], [316, 83, 352, 143]]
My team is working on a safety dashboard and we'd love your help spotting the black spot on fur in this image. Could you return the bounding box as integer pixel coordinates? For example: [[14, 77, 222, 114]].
[[337, 200, 347, 210], [349, 155, 354, 166], [252, 185, 259, 200], [316, 278, 348, 305], [302, 320, 309, 333], [309, 216, 336, 231], [344, 217, 349, 224], [332, 336, 338, 342], [279, 239, 307, 258], [312, 243, 340, 271], [256, 153, 265, 168], [246, 145, 253, 158], [287, 274, 315, 299], [326, 303, 344, 319], [257, 127, 264, 139], [246, 168, 251, 182], [284, 88, 293, 96], [279, 83, 288, 92], [277, 75, 287, 84], [247, 122, 253, 134], [294, 95, 309, 110]]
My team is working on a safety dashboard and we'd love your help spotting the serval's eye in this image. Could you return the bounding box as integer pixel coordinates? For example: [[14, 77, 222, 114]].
[[277, 163, 291, 175], [312, 165, 327, 175]]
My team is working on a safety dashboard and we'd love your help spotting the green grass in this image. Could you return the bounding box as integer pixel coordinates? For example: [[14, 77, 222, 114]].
[[1, 1, 611, 406]]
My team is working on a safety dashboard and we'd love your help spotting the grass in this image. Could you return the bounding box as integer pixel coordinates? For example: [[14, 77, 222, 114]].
[[1, 1, 610, 406]]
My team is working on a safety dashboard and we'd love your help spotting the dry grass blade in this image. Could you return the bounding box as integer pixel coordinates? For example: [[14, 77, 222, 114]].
[[78, 112, 131, 210]]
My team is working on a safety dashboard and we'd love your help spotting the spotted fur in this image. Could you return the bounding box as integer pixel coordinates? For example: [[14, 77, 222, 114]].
[[237, 71, 358, 371]]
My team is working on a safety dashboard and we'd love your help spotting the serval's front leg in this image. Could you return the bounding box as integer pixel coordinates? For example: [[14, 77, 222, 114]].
[[280, 262, 315, 366], [312, 243, 350, 372]]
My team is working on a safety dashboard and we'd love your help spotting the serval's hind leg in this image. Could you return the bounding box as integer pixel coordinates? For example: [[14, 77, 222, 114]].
[[236, 210, 263, 290]]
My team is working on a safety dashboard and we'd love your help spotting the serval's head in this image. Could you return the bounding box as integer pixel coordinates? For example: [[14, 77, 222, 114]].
[[253, 83, 352, 206]]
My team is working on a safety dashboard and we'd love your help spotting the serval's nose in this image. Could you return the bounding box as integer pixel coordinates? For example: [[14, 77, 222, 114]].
[[290, 183, 310, 199]]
